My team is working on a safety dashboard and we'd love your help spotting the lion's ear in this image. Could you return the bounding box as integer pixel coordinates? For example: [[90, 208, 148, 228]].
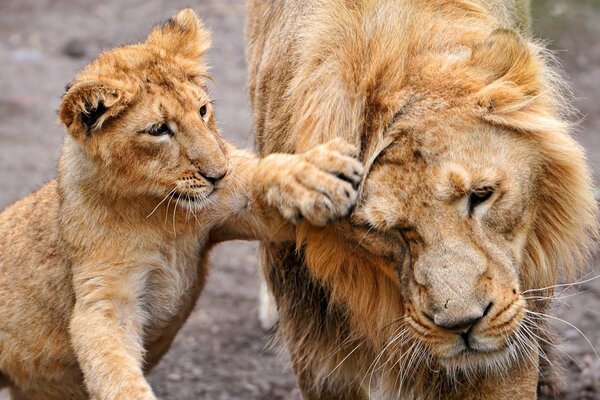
[[472, 29, 544, 118], [59, 80, 132, 139], [146, 8, 211, 60]]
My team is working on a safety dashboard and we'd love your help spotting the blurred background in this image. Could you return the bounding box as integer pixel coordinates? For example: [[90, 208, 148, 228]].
[[0, 0, 598, 399]]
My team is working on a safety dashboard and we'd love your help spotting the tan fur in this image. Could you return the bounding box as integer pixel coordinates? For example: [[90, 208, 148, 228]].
[[246, 0, 598, 399], [0, 9, 364, 400]]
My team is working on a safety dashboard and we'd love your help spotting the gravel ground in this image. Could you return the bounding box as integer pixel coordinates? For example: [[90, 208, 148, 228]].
[[0, 0, 598, 399]]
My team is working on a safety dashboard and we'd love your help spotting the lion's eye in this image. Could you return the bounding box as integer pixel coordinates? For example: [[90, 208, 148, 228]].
[[147, 123, 172, 137], [199, 104, 208, 119], [468, 187, 495, 215]]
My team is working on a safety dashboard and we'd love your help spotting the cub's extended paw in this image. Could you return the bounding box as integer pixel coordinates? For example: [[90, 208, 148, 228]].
[[255, 138, 364, 226]]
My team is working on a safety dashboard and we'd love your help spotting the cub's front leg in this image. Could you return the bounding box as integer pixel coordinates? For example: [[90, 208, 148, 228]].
[[210, 138, 364, 243], [69, 266, 155, 400], [253, 138, 364, 227]]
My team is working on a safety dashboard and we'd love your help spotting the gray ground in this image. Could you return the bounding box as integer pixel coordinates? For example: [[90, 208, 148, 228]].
[[0, 0, 598, 399]]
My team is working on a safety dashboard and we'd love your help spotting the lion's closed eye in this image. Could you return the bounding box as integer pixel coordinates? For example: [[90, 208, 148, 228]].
[[468, 186, 495, 215]]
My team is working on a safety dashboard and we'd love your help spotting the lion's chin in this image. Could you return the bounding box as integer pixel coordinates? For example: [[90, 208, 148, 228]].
[[435, 343, 518, 373]]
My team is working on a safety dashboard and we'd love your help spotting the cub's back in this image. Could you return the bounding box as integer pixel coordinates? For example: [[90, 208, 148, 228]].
[[0, 181, 79, 387]]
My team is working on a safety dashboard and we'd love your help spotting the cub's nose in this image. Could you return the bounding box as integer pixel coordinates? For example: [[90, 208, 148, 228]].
[[431, 302, 493, 335], [201, 170, 227, 185]]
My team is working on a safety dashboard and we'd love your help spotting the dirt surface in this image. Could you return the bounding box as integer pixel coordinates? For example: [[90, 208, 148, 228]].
[[0, 0, 598, 399]]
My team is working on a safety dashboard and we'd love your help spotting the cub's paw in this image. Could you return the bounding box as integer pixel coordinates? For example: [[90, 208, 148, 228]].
[[256, 138, 364, 226]]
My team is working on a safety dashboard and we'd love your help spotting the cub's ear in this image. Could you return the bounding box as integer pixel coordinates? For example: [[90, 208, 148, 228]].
[[471, 29, 544, 117], [59, 80, 132, 139], [146, 8, 212, 60]]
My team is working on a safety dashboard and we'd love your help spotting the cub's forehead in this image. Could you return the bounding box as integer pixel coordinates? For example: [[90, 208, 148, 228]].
[[75, 43, 207, 89]]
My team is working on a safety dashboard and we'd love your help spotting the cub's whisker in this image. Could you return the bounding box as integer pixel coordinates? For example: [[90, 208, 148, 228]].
[[164, 191, 175, 228], [172, 196, 181, 237], [147, 187, 177, 219]]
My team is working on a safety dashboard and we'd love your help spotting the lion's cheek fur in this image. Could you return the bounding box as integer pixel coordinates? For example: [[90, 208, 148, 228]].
[[297, 224, 403, 341]]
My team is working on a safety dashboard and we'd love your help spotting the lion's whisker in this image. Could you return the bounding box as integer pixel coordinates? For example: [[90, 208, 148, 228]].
[[384, 332, 416, 396], [520, 273, 600, 295], [396, 340, 420, 396], [520, 316, 578, 371], [507, 330, 529, 368], [380, 316, 410, 332], [324, 340, 364, 379], [518, 322, 553, 368], [524, 309, 600, 360], [354, 225, 374, 252], [364, 326, 411, 396], [378, 328, 411, 379], [382, 328, 410, 365], [523, 290, 589, 302], [321, 335, 358, 361]]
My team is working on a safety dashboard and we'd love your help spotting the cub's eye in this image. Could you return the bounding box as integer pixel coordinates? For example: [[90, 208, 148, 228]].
[[468, 187, 495, 215], [199, 104, 208, 119], [147, 123, 172, 137]]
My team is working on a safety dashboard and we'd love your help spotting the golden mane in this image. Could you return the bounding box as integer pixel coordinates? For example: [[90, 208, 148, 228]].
[[470, 31, 598, 293]]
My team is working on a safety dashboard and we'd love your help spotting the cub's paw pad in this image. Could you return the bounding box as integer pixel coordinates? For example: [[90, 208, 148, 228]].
[[303, 139, 364, 189], [294, 139, 364, 225], [257, 139, 364, 227]]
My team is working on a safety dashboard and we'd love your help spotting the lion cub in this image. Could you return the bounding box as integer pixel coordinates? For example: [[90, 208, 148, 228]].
[[0, 9, 363, 400]]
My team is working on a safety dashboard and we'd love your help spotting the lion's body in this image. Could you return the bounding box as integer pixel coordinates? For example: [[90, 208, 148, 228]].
[[247, 1, 597, 399], [0, 9, 363, 400]]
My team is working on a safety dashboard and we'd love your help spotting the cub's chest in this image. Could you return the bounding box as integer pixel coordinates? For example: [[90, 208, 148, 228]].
[[142, 238, 208, 334]]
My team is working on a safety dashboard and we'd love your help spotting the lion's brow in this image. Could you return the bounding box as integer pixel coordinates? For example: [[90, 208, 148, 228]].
[[383, 94, 421, 137]]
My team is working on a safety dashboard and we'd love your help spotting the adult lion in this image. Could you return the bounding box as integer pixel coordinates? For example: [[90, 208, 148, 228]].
[[246, 0, 598, 398]]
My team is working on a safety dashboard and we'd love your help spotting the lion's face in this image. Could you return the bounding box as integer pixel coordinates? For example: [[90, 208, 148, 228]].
[[294, 29, 596, 377], [59, 10, 225, 209], [354, 120, 541, 369]]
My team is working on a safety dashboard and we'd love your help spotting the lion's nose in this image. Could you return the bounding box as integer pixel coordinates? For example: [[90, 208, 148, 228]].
[[434, 314, 482, 334], [431, 302, 493, 335]]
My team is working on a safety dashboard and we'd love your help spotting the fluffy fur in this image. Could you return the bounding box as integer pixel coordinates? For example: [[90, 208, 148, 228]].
[[246, 0, 598, 398], [0, 9, 364, 400]]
